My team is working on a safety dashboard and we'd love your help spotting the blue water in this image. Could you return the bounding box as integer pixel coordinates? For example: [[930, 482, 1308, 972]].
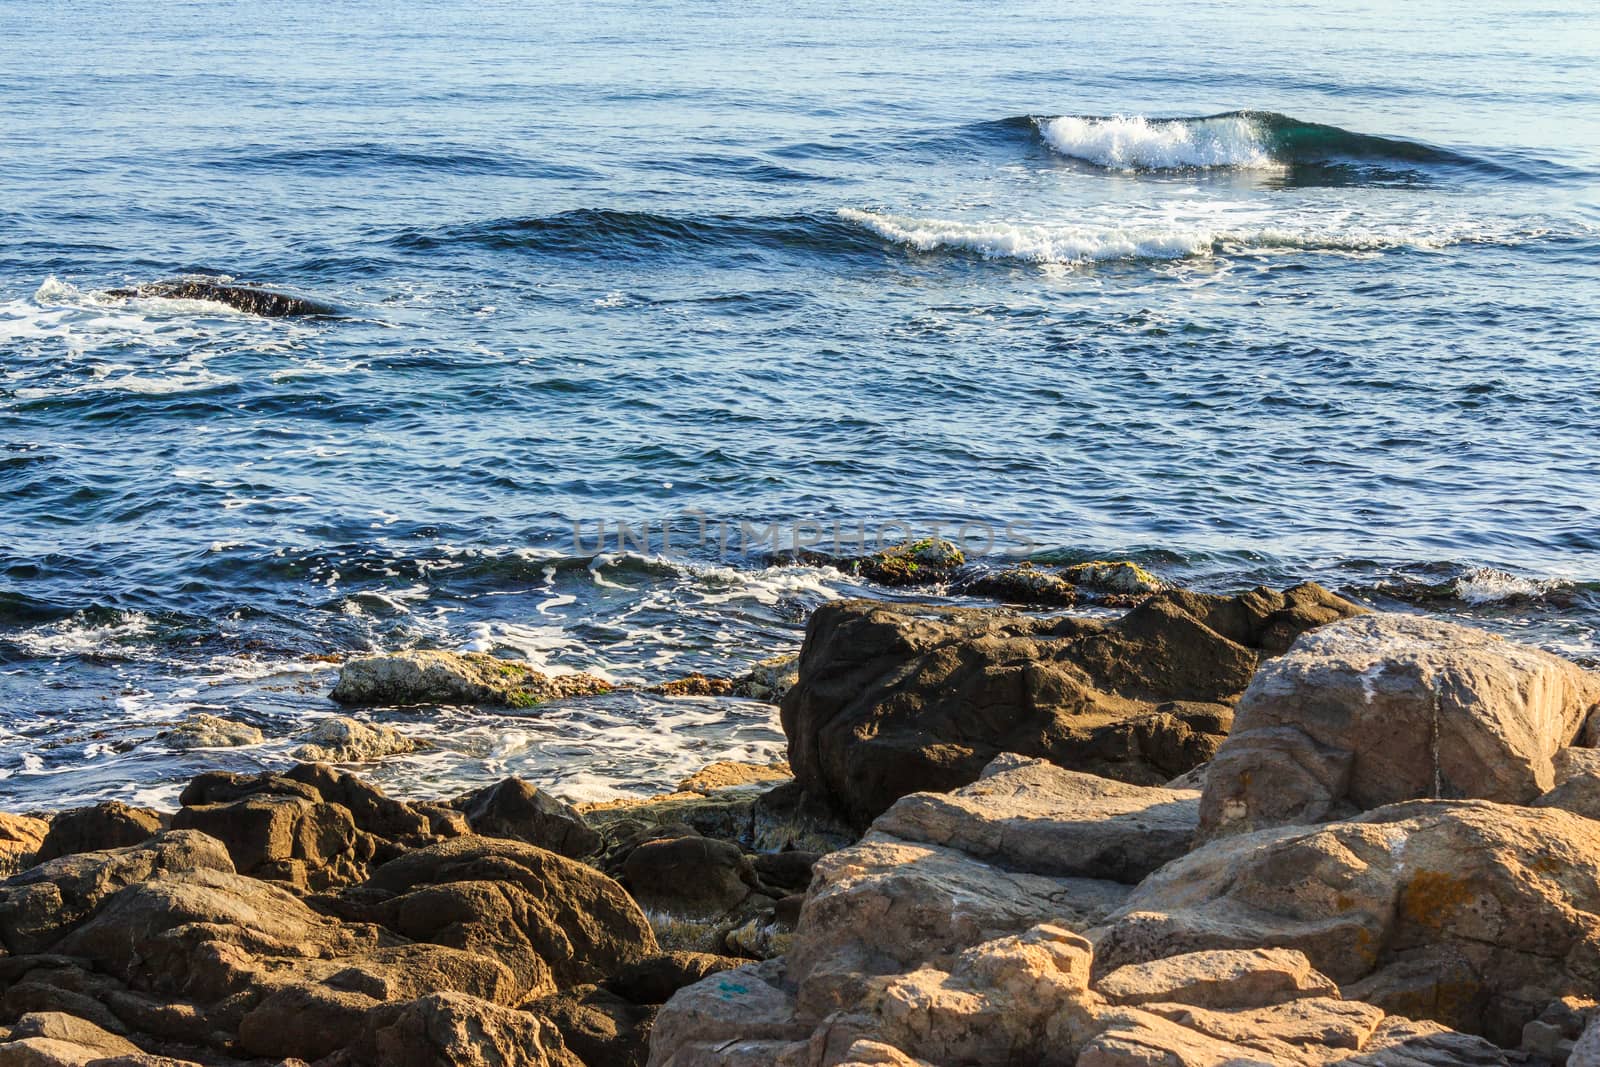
[[4, 0, 1599, 808]]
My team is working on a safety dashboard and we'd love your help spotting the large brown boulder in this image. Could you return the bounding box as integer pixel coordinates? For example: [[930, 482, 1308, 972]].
[[351, 836, 658, 998], [0, 831, 233, 955], [171, 763, 464, 888], [457, 777, 601, 859], [1199, 613, 1600, 841], [0, 813, 48, 877], [781, 583, 1363, 827], [33, 802, 165, 864]]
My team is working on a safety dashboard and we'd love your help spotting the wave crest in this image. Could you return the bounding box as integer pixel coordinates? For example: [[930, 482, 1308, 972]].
[[1038, 114, 1277, 171], [835, 208, 1529, 266]]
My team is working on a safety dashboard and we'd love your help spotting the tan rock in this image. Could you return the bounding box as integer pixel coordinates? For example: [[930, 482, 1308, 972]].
[[292, 715, 421, 762], [874, 754, 1199, 884], [1096, 799, 1600, 1046], [1094, 948, 1339, 1010], [788, 833, 1127, 1017], [676, 760, 790, 794], [0, 812, 48, 876], [1200, 613, 1600, 840]]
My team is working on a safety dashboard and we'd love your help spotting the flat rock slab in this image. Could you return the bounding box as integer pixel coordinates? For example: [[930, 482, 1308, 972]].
[[875, 754, 1199, 884]]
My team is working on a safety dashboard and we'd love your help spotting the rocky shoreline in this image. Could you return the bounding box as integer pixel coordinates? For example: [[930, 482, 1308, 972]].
[[4, 568, 1600, 1066]]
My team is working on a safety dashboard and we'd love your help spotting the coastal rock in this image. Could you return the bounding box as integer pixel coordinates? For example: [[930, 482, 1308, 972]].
[[155, 712, 264, 750], [782, 582, 1363, 828], [34, 801, 166, 864], [605, 952, 748, 1006], [732, 655, 800, 703], [171, 763, 462, 888], [356, 991, 583, 1067], [0, 813, 48, 876], [1534, 772, 1600, 821], [873, 754, 1199, 884], [457, 777, 601, 858], [1199, 613, 1600, 840], [332, 649, 613, 708], [1094, 799, 1600, 1045], [0, 1011, 147, 1062], [1093, 948, 1339, 1009], [0, 830, 234, 954], [1063, 560, 1164, 595], [529, 985, 655, 1067], [292, 715, 421, 762], [648, 763, 1519, 1067], [104, 280, 335, 317], [956, 562, 1079, 606], [845, 538, 966, 588], [622, 835, 758, 920], [786, 832, 1128, 1019], [676, 761, 791, 794], [353, 835, 658, 996], [649, 674, 736, 697]]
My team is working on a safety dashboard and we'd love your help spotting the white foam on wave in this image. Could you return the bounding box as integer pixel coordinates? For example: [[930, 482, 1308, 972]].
[[839, 208, 1530, 267], [1037, 114, 1279, 171], [10, 611, 158, 659], [1451, 567, 1564, 604]]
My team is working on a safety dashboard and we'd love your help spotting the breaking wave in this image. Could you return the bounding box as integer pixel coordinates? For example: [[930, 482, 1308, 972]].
[[1030, 111, 1539, 177]]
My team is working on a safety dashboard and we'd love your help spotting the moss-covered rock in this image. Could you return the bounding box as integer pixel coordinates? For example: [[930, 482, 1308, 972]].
[[331, 650, 612, 708]]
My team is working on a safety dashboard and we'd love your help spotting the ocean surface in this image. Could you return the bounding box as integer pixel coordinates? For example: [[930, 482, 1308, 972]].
[[3, 0, 1599, 810]]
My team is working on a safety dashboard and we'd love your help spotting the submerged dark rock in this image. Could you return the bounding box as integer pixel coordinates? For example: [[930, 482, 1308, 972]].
[[104, 280, 336, 317]]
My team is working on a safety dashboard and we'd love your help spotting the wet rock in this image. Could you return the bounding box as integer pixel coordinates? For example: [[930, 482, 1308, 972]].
[[956, 562, 1079, 606], [332, 649, 613, 707], [1095, 799, 1600, 1045], [648, 674, 737, 697], [873, 754, 1199, 884], [104, 280, 335, 317], [457, 778, 600, 858], [154, 712, 264, 750], [846, 538, 966, 588], [0, 813, 48, 876], [731, 655, 800, 702], [33, 802, 166, 865], [622, 835, 757, 920], [292, 715, 421, 762], [782, 582, 1363, 828], [1199, 613, 1600, 841], [1062, 560, 1164, 594]]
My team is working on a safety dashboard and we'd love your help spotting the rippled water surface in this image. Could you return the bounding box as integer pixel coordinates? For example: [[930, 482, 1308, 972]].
[[3, 0, 1599, 807]]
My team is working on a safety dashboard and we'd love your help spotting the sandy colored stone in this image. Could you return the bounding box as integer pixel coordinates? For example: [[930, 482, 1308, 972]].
[[1094, 948, 1338, 1010], [1201, 613, 1600, 840], [875, 754, 1199, 884], [292, 715, 421, 762]]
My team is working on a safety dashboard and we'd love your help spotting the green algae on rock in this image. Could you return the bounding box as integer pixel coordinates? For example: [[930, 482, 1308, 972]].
[[331, 650, 613, 708]]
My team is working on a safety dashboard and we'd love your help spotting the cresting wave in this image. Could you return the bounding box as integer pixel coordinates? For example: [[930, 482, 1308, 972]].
[[835, 208, 1540, 266], [1028, 111, 1539, 177]]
